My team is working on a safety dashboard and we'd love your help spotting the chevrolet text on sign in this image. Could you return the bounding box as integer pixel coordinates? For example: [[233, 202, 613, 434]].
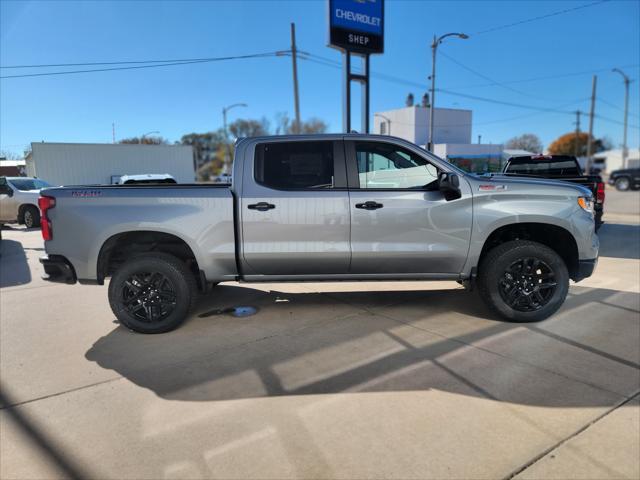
[[328, 0, 384, 54]]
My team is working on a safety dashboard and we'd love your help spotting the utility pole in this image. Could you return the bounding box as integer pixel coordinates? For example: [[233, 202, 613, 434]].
[[573, 110, 581, 157], [290, 23, 301, 134], [612, 68, 631, 169], [585, 75, 597, 174]]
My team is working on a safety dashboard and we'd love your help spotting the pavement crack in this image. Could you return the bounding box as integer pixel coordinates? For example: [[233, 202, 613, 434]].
[[503, 391, 640, 480], [1, 376, 123, 410]]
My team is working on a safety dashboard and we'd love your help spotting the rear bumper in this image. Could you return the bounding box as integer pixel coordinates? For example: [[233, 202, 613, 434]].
[[573, 258, 598, 282], [39, 255, 77, 284]]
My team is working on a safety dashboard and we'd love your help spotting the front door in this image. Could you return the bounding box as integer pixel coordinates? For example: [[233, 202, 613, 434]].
[[347, 140, 472, 274], [241, 139, 351, 276]]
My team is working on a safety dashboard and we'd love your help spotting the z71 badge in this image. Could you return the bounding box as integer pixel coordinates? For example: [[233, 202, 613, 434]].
[[71, 190, 102, 197], [479, 184, 507, 192]]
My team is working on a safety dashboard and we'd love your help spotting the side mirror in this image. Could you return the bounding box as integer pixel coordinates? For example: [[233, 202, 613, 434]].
[[439, 172, 461, 201]]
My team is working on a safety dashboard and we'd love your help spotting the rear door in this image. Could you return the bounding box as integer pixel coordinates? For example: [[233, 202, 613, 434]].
[[346, 140, 472, 274], [240, 139, 351, 276]]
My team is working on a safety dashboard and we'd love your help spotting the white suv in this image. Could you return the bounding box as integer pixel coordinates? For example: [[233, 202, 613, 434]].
[[0, 176, 52, 228]]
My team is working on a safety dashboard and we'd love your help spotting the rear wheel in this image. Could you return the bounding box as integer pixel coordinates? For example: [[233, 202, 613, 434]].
[[23, 206, 40, 228], [615, 177, 630, 191], [477, 240, 569, 322], [108, 252, 196, 333]]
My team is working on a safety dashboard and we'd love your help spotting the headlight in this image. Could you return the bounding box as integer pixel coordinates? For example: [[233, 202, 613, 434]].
[[577, 196, 594, 214]]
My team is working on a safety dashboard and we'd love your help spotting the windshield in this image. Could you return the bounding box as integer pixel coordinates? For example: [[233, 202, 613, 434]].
[[8, 178, 52, 191]]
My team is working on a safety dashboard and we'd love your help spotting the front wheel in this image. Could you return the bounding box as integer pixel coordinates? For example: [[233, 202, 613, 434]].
[[108, 253, 197, 333], [615, 177, 630, 191], [477, 240, 569, 322]]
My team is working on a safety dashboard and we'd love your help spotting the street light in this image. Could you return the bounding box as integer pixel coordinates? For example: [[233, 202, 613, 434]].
[[222, 103, 247, 173], [428, 32, 469, 152], [374, 113, 392, 135], [141, 130, 160, 143], [612, 68, 631, 169]]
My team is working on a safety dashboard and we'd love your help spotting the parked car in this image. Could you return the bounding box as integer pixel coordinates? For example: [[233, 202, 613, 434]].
[[0, 176, 52, 228], [503, 155, 605, 230], [39, 134, 598, 333], [608, 168, 640, 191], [113, 174, 177, 185], [212, 173, 232, 184]]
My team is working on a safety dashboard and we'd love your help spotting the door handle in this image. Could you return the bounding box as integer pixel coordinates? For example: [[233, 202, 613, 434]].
[[355, 201, 384, 210], [248, 202, 276, 211]]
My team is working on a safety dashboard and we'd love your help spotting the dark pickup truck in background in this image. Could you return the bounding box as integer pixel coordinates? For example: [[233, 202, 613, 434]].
[[608, 167, 640, 191], [503, 155, 605, 229]]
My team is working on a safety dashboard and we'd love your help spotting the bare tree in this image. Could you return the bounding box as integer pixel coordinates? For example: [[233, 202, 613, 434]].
[[119, 136, 168, 145], [0, 150, 23, 160], [504, 133, 543, 153]]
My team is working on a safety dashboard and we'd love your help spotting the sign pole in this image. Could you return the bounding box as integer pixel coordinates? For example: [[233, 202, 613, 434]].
[[342, 51, 351, 133], [328, 0, 383, 134], [362, 54, 370, 133]]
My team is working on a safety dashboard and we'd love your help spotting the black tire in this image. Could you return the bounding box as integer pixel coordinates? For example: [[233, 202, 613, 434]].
[[23, 205, 41, 228], [615, 177, 630, 191], [108, 252, 197, 334], [477, 240, 569, 322]]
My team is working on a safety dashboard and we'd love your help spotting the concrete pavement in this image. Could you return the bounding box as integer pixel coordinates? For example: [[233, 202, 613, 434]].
[[1, 198, 638, 479]]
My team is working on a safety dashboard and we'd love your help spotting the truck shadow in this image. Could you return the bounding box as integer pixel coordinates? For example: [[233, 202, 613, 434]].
[[0, 239, 31, 287], [598, 223, 640, 260], [85, 283, 640, 408]]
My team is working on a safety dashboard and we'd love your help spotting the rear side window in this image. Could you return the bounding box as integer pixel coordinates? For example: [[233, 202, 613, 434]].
[[506, 158, 580, 176], [255, 141, 334, 189]]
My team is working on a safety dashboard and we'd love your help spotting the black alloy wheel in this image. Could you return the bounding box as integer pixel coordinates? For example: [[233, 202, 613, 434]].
[[108, 252, 196, 333], [498, 257, 557, 312], [121, 272, 177, 323]]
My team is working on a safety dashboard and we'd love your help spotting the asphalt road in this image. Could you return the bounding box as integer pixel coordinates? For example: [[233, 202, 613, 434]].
[[1, 196, 639, 479]]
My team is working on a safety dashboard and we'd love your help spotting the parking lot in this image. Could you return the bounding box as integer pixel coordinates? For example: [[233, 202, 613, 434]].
[[1, 190, 639, 480]]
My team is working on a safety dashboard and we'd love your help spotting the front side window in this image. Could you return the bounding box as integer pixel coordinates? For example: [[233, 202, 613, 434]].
[[355, 142, 439, 189], [255, 141, 334, 189]]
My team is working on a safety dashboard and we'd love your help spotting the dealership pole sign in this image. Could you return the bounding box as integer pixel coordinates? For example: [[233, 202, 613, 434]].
[[328, 0, 384, 134], [329, 0, 384, 54]]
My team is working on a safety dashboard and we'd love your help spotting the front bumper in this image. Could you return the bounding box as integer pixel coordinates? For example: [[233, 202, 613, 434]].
[[573, 258, 598, 282], [39, 255, 77, 284]]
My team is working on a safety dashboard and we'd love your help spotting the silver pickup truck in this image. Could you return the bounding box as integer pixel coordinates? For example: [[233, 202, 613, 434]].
[[39, 134, 599, 333]]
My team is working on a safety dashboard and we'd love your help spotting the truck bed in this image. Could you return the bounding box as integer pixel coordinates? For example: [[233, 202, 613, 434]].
[[40, 184, 238, 282]]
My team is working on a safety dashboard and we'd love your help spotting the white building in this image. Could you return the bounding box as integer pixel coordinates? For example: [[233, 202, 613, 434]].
[[593, 148, 640, 172], [25, 142, 196, 185], [374, 105, 509, 172], [434, 143, 504, 172], [374, 105, 472, 145]]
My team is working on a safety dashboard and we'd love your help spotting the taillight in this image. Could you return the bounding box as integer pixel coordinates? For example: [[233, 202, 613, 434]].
[[596, 182, 605, 204], [38, 196, 55, 240]]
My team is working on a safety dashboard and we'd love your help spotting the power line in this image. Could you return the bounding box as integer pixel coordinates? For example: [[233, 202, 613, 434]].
[[599, 97, 640, 119], [300, 51, 595, 116], [595, 113, 639, 130], [473, 0, 611, 36], [0, 52, 283, 79], [437, 88, 586, 114], [438, 51, 557, 101], [450, 64, 640, 89]]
